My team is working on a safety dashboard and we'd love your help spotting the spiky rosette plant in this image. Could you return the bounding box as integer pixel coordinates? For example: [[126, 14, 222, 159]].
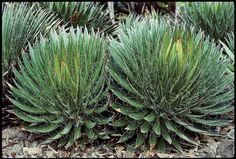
[[39, 2, 117, 35], [179, 2, 234, 43], [108, 17, 234, 152], [8, 27, 111, 148], [2, 2, 61, 126], [118, 14, 144, 32], [225, 32, 234, 53], [117, 12, 173, 37], [220, 32, 234, 74], [2, 2, 61, 77]]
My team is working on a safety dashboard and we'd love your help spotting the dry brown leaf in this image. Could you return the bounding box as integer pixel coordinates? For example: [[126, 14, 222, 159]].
[[114, 145, 125, 157], [219, 125, 234, 135], [200, 135, 220, 157], [208, 142, 220, 156], [2, 128, 14, 144], [184, 153, 196, 158], [10, 152, 16, 158], [47, 145, 57, 154], [19, 123, 25, 130], [144, 150, 156, 157], [40, 144, 48, 148], [116, 13, 128, 20], [70, 149, 81, 158], [184, 146, 198, 158], [227, 128, 234, 140], [201, 134, 216, 142], [138, 152, 145, 158], [122, 151, 135, 158], [57, 150, 70, 157], [150, 144, 156, 150], [226, 125, 234, 131], [156, 153, 175, 158], [45, 151, 56, 158], [188, 145, 198, 154], [23, 147, 42, 156], [216, 126, 221, 134]]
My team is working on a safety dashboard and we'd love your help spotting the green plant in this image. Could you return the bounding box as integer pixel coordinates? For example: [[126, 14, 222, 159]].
[[8, 27, 111, 148], [219, 32, 234, 74], [179, 2, 234, 42], [2, 2, 61, 77], [39, 2, 117, 35], [109, 17, 234, 152], [116, 14, 144, 35], [225, 32, 234, 54], [116, 12, 172, 38]]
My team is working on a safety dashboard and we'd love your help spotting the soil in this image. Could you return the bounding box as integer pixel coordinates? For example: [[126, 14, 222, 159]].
[[2, 125, 234, 158]]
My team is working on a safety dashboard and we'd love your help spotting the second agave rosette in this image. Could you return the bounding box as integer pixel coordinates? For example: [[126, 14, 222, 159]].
[[108, 17, 234, 152]]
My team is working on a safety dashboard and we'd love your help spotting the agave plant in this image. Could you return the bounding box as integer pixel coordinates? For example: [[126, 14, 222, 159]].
[[2, 2, 61, 77], [114, 14, 144, 36], [8, 27, 111, 148], [2, 2, 61, 126], [117, 12, 174, 36], [109, 17, 234, 152], [39, 2, 117, 35], [219, 32, 234, 74], [179, 2, 234, 42], [225, 32, 234, 52]]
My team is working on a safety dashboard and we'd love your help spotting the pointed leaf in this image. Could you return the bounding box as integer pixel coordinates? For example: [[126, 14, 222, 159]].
[[149, 131, 157, 150], [140, 121, 151, 134], [111, 88, 144, 109], [125, 121, 140, 131], [110, 118, 129, 127], [118, 131, 135, 143], [73, 126, 81, 140], [158, 139, 166, 153], [65, 133, 75, 149], [85, 127, 97, 140], [171, 137, 183, 153], [144, 111, 156, 122], [24, 123, 59, 133], [10, 109, 46, 123], [42, 123, 72, 144], [153, 123, 161, 136], [128, 111, 148, 120], [84, 120, 96, 129], [161, 124, 172, 144], [186, 115, 230, 127], [135, 133, 145, 148]]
